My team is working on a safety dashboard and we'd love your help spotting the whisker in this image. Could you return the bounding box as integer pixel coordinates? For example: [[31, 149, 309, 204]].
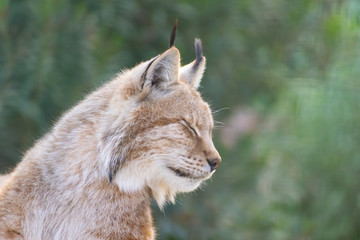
[[214, 120, 225, 125], [214, 121, 225, 129], [212, 107, 230, 115]]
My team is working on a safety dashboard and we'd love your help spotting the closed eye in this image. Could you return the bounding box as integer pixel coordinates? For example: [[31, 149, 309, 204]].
[[181, 119, 199, 136]]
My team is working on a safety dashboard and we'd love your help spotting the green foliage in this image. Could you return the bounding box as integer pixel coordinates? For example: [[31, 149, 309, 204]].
[[1, 0, 360, 239]]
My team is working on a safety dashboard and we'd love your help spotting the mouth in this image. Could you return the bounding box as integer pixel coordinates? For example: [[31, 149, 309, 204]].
[[168, 166, 192, 178], [168, 166, 209, 180]]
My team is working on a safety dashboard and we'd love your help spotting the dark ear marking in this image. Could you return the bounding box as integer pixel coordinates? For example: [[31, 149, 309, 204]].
[[193, 38, 203, 71], [140, 57, 158, 89], [169, 19, 178, 48]]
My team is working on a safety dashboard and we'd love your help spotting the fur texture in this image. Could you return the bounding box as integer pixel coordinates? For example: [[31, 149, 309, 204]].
[[0, 39, 221, 239]]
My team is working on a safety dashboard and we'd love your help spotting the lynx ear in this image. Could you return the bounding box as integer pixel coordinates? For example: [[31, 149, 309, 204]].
[[140, 47, 180, 91], [180, 39, 206, 89]]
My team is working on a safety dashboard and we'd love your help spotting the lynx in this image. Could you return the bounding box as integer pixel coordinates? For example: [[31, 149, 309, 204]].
[[0, 23, 221, 239]]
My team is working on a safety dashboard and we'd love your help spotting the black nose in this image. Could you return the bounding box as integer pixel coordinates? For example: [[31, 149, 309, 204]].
[[207, 158, 221, 171]]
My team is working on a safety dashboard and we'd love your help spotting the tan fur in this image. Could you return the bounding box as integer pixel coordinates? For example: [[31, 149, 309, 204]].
[[0, 175, 8, 189], [0, 40, 220, 239]]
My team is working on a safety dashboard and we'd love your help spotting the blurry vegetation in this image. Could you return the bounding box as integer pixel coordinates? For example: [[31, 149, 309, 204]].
[[1, 0, 360, 239]]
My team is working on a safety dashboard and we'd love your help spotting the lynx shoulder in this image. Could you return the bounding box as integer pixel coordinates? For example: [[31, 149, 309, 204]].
[[0, 24, 221, 239]]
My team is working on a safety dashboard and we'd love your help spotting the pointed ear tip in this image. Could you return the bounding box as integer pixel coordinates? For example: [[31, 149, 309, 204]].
[[167, 46, 180, 57], [169, 45, 179, 51], [154, 47, 180, 69]]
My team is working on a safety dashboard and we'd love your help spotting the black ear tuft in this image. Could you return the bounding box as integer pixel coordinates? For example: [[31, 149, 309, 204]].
[[193, 38, 203, 70], [169, 19, 178, 48], [178, 38, 206, 89]]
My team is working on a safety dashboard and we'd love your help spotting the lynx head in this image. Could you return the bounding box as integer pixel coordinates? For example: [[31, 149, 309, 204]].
[[98, 23, 221, 208]]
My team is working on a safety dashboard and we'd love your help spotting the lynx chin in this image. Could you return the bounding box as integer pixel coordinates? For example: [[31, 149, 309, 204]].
[[0, 23, 221, 240]]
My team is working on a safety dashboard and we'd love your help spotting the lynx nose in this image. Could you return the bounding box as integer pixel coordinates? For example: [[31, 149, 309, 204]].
[[207, 158, 221, 172]]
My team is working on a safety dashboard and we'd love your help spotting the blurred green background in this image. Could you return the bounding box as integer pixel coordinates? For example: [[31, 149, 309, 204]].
[[1, 0, 360, 239]]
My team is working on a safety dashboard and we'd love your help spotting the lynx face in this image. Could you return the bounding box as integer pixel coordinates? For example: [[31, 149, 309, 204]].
[[99, 40, 221, 207]]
